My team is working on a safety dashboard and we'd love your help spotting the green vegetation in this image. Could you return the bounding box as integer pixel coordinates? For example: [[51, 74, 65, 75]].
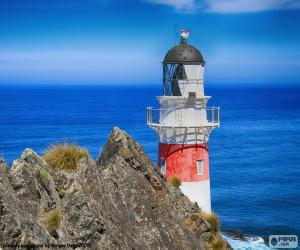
[[37, 169, 49, 182], [169, 176, 181, 189], [58, 188, 65, 199], [43, 143, 89, 171], [42, 208, 62, 230], [203, 212, 220, 234], [210, 236, 227, 250]]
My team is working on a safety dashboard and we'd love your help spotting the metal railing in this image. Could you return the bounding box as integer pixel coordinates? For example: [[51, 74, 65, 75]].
[[147, 106, 220, 128]]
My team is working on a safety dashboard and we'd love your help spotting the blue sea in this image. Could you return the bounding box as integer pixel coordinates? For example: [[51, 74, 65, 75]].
[[0, 84, 300, 249]]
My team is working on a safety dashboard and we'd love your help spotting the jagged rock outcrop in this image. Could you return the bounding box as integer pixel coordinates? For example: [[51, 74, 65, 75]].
[[0, 128, 231, 250]]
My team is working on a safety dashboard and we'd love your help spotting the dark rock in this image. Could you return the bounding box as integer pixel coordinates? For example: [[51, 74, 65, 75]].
[[0, 128, 231, 250]]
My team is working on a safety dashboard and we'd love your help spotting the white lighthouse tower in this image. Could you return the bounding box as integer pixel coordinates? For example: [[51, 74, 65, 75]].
[[147, 30, 220, 213]]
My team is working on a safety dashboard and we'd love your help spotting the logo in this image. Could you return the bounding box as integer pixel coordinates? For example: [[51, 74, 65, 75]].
[[269, 235, 298, 249], [271, 237, 278, 246]]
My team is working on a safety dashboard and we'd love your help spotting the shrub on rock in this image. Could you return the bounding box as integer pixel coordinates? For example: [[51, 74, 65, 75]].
[[204, 212, 220, 234], [37, 169, 49, 181], [42, 208, 62, 230], [210, 235, 227, 250], [58, 188, 66, 199], [43, 143, 89, 171], [169, 176, 181, 189]]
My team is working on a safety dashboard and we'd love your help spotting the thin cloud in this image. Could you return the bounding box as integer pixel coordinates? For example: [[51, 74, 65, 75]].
[[145, 0, 300, 13], [207, 0, 300, 13], [145, 0, 199, 12]]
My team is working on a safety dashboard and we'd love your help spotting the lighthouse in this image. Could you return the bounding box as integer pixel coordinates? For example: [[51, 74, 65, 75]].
[[147, 30, 220, 213]]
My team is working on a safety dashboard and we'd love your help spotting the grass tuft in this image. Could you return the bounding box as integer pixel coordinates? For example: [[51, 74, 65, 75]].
[[169, 176, 181, 189], [58, 188, 66, 199], [37, 169, 49, 182], [210, 236, 227, 250], [42, 208, 62, 230], [204, 212, 220, 234], [43, 143, 89, 171]]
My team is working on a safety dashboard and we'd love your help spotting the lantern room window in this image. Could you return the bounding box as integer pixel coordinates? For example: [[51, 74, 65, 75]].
[[197, 160, 204, 175]]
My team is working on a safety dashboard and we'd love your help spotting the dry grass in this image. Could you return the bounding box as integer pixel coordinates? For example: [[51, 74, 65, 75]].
[[169, 176, 181, 189], [210, 236, 227, 250], [184, 218, 193, 227], [43, 143, 89, 171], [42, 208, 62, 230], [203, 212, 220, 234]]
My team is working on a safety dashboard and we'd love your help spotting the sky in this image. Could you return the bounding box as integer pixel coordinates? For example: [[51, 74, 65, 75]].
[[0, 0, 300, 85]]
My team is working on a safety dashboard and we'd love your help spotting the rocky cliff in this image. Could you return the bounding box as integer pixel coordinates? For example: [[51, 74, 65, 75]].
[[0, 128, 231, 250]]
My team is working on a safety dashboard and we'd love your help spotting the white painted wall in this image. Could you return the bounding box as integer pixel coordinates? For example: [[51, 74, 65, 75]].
[[155, 96, 213, 144], [177, 65, 204, 98], [158, 127, 211, 144], [181, 180, 211, 213], [158, 96, 210, 126]]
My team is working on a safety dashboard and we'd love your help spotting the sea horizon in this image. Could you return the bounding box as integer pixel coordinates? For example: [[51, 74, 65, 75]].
[[1, 82, 300, 87]]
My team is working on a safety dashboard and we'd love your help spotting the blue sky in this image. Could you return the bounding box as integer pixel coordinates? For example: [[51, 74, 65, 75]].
[[0, 0, 300, 85]]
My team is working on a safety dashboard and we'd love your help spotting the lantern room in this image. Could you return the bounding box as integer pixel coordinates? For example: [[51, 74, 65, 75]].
[[162, 30, 206, 98]]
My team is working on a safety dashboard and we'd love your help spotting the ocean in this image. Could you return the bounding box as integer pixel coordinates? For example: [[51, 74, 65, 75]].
[[0, 84, 300, 249]]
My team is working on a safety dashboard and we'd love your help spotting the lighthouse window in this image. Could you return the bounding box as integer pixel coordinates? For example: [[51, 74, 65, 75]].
[[160, 159, 166, 176], [197, 160, 204, 175]]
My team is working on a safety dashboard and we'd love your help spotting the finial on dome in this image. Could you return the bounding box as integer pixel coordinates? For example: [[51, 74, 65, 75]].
[[180, 29, 190, 44]]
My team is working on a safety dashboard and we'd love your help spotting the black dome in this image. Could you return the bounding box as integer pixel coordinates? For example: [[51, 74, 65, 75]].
[[163, 44, 205, 65]]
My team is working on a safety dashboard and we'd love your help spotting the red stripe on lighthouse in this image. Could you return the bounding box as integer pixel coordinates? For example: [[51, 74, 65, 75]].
[[158, 143, 209, 182]]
